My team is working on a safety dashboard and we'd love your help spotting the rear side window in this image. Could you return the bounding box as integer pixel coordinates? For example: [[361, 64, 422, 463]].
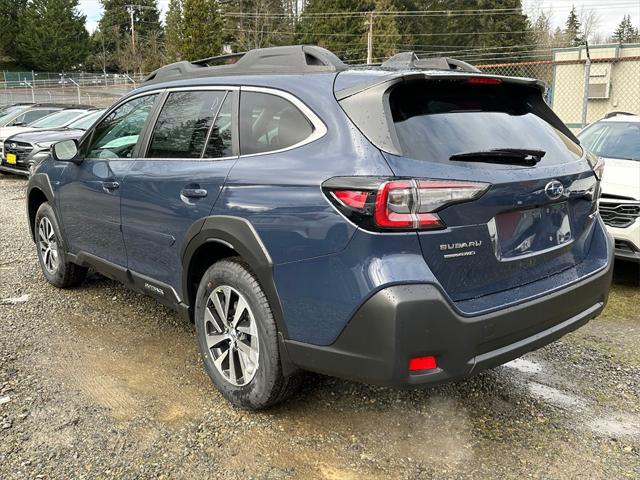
[[203, 93, 233, 158], [388, 81, 582, 164], [239, 91, 313, 155], [13, 108, 58, 125], [148, 90, 227, 159]]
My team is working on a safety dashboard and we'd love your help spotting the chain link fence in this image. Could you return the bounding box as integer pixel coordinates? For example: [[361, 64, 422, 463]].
[[478, 43, 640, 132], [0, 72, 146, 108]]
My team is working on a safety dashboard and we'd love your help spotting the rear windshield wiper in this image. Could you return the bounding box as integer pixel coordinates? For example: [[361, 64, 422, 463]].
[[449, 148, 546, 166]]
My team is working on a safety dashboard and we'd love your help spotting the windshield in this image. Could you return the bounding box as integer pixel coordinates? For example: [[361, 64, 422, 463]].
[[0, 105, 28, 124], [29, 110, 88, 128], [389, 81, 582, 165], [68, 110, 103, 130], [578, 121, 640, 161]]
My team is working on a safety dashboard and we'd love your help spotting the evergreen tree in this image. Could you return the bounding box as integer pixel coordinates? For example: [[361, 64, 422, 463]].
[[16, 0, 89, 70], [98, 0, 162, 70], [612, 15, 639, 43], [564, 5, 584, 46], [181, 0, 223, 60], [165, 0, 183, 62], [296, 0, 372, 63], [0, 0, 28, 60], [222, 0, 291, 51]]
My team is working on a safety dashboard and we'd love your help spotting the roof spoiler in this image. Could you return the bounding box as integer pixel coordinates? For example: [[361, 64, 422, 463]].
[[381, 52, 481, 73]]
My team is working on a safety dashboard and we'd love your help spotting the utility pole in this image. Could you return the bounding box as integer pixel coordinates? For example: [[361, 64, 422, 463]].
[[127, 5, 136, 54], [366, 11, 373, 64]]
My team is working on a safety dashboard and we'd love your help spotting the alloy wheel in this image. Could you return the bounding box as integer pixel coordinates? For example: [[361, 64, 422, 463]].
[[38, 217, 59, 274], [204, 285, 259, 386]]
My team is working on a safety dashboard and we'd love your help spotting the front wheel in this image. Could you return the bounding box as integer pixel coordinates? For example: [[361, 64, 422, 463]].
[[35, 202, 87, 288], [195, 258, 300, 409]]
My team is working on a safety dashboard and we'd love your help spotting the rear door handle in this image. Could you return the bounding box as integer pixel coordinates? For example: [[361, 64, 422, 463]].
[[102, 181, 120, 190], [181, 188, 208, 199]]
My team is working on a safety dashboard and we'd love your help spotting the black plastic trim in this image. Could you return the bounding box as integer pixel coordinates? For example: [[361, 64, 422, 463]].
[[284, 256, 613, 387], [180, 215, 287, 336]]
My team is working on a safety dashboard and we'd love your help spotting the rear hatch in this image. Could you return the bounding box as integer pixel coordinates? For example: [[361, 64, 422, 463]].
[[337, 73, 600, 303]]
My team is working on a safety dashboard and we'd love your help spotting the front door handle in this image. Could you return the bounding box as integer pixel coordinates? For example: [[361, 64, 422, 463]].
[[102, 181, 120, 190], [181, 187, 208, 199]]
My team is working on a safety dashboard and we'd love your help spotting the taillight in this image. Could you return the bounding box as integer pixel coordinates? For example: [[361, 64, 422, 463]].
[[585, 149, 605, 181], [467, 77, 502, 86], [324, 177, 489, 232]]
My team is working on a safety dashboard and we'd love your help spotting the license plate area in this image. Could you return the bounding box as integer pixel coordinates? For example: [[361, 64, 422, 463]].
[[6, 153, 16, 164], [492, 203, 573, 260]]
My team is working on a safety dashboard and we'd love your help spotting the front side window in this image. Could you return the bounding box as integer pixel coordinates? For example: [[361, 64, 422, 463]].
[[86, 94, 157, 159], [578, 121, 640, 161], [239, 91, 313, 155], [147, 90, 227, 158]]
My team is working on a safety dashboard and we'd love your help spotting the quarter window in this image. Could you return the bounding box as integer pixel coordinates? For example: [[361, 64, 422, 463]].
[[147, 90, 227, 159], [86, 94, 157, 159], [239, 91, 313, 155]]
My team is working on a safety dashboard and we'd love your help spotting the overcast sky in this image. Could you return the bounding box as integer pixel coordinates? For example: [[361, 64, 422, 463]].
[[81, 0, 640, 42]]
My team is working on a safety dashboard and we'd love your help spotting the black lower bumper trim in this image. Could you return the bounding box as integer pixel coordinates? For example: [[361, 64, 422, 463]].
[[284, 260, 613, 387]]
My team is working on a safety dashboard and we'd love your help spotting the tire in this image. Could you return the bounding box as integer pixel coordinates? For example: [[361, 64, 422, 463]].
[[195, 257, 301, 409], [34, 202, 87, 288]]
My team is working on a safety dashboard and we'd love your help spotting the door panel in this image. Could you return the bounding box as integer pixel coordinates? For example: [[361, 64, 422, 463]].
[[120, 89, 237, 291], [56, 93, 160, 267]]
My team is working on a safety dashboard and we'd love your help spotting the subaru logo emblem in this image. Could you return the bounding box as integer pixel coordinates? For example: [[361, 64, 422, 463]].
[[9, 143, 16, 149], [545, 180, 564, 200]]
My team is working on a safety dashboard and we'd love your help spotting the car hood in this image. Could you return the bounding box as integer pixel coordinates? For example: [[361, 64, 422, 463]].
[[9, 128, 85, 144], [600, 157, 640, 200], [0, 126, 37, 140]]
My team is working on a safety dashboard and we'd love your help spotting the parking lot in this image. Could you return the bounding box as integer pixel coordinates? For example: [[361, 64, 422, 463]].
[[0, 173, 638, 479]]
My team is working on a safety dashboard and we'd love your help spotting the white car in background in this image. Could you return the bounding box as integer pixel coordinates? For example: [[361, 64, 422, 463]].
[[578, 112, 640, 263]]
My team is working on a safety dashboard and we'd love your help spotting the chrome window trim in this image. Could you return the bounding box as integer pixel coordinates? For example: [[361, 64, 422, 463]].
[[239, 85, 327, 158]]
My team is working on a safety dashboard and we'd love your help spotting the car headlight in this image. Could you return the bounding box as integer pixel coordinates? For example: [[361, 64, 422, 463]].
[[35, 141, 54, 149]]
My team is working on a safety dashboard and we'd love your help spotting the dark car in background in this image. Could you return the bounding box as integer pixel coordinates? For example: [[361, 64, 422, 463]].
[[0, 107, 97, 174], [1, 109, 104, 176]]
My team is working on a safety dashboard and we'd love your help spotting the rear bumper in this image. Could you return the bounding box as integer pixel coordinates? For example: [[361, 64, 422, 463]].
[[284, 253, 613, 386]]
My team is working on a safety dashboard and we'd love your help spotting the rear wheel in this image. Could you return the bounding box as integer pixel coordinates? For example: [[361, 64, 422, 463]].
[[35, 203, 87, 288], [195, 258, 300, 409]]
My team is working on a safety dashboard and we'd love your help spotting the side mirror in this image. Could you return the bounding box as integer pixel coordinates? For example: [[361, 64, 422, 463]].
[[51, 139, 80, 163]]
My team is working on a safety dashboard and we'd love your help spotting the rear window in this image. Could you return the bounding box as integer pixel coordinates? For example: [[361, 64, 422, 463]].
[[389, 81, 582, 164], [578, 121, 640, 161]]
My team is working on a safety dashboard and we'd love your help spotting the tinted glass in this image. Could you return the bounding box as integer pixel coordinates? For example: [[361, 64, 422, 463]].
[[68, 110, 104, 130], [389, 82, 582, 164], [87, 94, 157, 159], [0, 105, 27, 124], [30, 109, 88, 128], [148, 90, 226, 158], [12, 109, 58, 125], [204, 93, 233, 158], [239, 91, 313, 155], [578, 121, 640, 161]]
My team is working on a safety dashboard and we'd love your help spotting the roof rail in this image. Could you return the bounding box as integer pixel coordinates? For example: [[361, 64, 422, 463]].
[[604, 111, 636, 119], [144, 45, 348, 83], [381, 52, 481, 73]]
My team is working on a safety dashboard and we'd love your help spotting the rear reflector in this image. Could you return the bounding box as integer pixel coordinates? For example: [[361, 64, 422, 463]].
[[332, 190, 369, 210], [467, 77, 502, 85], [409, 356, 437, 371]]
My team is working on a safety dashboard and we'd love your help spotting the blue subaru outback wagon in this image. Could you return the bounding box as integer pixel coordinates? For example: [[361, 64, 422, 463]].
[[26, 46, 613, 409]]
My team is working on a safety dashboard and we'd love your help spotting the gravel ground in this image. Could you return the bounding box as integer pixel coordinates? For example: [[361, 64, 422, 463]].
[[1, 173, 639, 479]]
